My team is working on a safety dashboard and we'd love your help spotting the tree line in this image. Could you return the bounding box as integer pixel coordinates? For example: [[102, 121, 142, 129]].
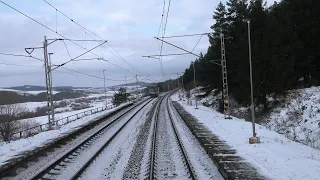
[[182, 0, 320, 110]]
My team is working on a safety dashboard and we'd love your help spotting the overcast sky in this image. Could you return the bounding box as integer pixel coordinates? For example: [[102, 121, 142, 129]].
[[0, 0, 278, 87]]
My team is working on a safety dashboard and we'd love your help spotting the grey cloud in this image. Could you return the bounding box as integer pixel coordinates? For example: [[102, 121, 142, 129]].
[[0, 0, 277, 87]]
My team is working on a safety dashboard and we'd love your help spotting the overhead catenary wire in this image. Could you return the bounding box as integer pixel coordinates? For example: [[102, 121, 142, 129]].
[[159, 0, 172, 76], [0, 0, 135, 75], [0, 62, 42, 69], [42, 0, 141, 74], [62, 40, 72, 59], [157, 0, 168, 76], [191, 34, 204, 52], [0, 52, 128, 82], [161, 33, 209, 38], [51, 40, 107, 71], [0, 62, 100, 80], [157, 0, 166, 50]]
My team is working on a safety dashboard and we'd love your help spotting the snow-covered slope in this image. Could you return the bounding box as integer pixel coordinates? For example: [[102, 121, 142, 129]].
[[190, 86, 320, 150], [263, 86, 320, 149], [172, 93, 320, 180]]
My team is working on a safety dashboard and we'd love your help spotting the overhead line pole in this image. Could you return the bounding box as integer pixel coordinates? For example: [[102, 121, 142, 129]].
[[125, 76, 128, 102], [220, 33, 231, 119], [43, 36, 55, 129], [192, 62, 198, 109], [103, 70, 107, 108]]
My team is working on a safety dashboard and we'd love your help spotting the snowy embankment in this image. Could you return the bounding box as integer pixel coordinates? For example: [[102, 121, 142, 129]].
[[171, 93, 320, 180], [20, 100, 112, 124], [0, 102, 131, 167], [264, 86, 320, 149]]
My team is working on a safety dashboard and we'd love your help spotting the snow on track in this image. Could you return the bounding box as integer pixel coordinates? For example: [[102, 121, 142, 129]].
[[153, 96, 189, 179], [78, 99, 156, 180], [0, 103, 131, 168], [6, 103, 137, 180], [168, 99, 224, 180], [122, 99, 159, 179]]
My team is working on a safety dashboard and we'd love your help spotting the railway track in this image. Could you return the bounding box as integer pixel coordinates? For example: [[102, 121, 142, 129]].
[[4, 98, 154, 180], [148, 94, 196, 180]]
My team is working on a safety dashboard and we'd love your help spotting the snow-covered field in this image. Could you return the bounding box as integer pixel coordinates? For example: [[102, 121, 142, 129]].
[[172, 93, 320, 180], [0, 103, 131, 167], [0, 88, 60, 95], [20, 100, 113, 125]]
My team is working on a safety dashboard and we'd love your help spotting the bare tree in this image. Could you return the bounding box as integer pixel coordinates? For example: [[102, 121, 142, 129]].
[[0, 104, 23, 141], [18, 119, 41, 137]]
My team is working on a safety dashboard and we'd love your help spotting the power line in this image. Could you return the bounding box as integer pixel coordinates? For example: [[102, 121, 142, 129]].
[[0, 52, 127, 81], [154, 37, 200, 58], [157, 0, 166, 49], [0, 52, 33, 58], [191, 34, 204, 52], [157, 0, 167, 76], [159, 0, 172, 76], [51, 40, 107, 71], [160, 32, 209, 38], [62, 40, 72, 59], [0, 61, 98, 80], [143, 53, 190, 57], [47, 38, 105, 42], [162, 0, 171, 39], [0, 1, 135, 75], [42, 0, 141, 74], [0, 62, 42, 68]]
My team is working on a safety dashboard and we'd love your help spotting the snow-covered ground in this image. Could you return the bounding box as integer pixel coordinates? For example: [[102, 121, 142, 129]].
[[263, 86, 320, 149], [0, 88, 60, 95], [172, 93, 320, 180], [25, 90, 60, 95], [0, 103, 131, 167], [19, 100, 113, 125]]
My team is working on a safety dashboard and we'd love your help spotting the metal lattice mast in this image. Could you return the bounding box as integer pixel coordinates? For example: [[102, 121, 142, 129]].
[[220, 33, 230, 119], [43, 36, 55, 128]]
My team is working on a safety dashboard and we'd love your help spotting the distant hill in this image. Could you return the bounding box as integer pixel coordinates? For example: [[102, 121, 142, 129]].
[[8, 85, 47, 91], [6, 85, 92, 91], [4, 82, 149, 92], [107, 82, 149, 91]]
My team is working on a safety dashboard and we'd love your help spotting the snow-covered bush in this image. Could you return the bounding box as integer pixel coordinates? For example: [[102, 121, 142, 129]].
[[0, 104, 23, 141], [18, 119, 41, 138]]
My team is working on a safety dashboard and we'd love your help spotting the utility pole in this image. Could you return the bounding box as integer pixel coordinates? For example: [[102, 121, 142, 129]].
[[192, 62, 198, 109], [220, 33, 231, 119], [103, 70, 107, 108], [43, 36, 55, 129], [135, 74, 139, 96], [243, 19, 259, 143], [176, 72, 180, 88], [181, 74, 184, 89], [125, 76, 128, 102]]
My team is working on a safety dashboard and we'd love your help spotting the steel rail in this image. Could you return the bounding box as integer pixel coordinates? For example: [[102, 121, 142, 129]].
[[148, 94, 167, 180], [29, 98, 152, 180], [166, 95, 196, 180], [69, 98, 155, 179]]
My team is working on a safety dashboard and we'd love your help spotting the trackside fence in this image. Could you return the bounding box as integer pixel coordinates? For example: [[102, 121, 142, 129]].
[[13, 105, 115, 140]]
